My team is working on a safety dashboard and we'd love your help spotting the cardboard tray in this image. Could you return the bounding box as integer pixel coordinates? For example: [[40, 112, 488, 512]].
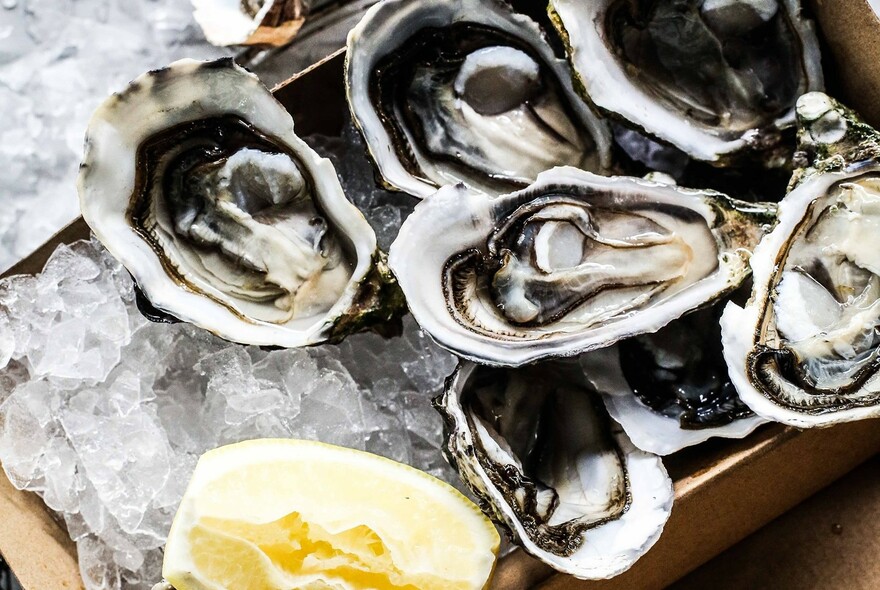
[[4, 3, 880, 588]]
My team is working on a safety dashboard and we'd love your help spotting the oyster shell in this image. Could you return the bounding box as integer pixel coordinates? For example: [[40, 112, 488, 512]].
[[437, 359, 673, 579], [79, 58, 402, 347], [548, 0, 823, 165], [345, 0, 613, 199], [192, 0, 305, 46], [388, 167, 776, 366], [722, 93, 880, 427], [581, 292, 765, 456]]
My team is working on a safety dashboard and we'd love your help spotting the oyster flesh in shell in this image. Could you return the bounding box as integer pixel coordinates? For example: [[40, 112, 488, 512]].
[[548, 0, 823, 165], [437, 359, 673, 579], [389, 167, 776, 366], [581, 292, 765, 456], [722, 93, 880, 427], [192, 0, 306, 46], [345, 0, 613, 199], [79, 58, 401, 347]]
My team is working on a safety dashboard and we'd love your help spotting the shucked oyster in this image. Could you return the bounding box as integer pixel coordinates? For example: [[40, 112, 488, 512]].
[[437, 359, 673, 579], [581, 291, 765, 456], [191, 0, 306, 46], [723, 93, 880, 427], [79, 58, 401, 347], [389, 167, 776, 366], [345, 0, 613, 199], [549, 0, 823, 165]]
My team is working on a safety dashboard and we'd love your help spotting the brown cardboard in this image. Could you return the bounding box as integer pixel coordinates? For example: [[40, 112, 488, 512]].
[[807, 0, 880, 128], [529, 421, 880, 590], [0, 472, 82, 590], [3, 4, 880, 589], [672, 454, 880, 590]]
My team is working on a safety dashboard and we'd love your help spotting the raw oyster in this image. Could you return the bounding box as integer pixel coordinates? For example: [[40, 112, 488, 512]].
[[723, 93, 880, 427], [388, 167, 776, 366], [79, 58, 402, 348], [548, 0, 823, 165], [437, 359, 673, 579], [581, 291, 765, 456], [192, 0, 306, 46], [345, 0, 613, 199]]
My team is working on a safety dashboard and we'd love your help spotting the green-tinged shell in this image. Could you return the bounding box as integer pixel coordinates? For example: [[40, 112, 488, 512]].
[[790, 92, 880, 187], [327, 252, 407, 342]]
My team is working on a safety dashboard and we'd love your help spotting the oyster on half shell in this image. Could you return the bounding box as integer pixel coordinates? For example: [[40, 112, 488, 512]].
[[191, 0, 306, 46], [388, 167, 776, 366], [549, 0, 823, 165], [345, 0, 613, 199], [79, 58, 402, 348], [437, 359, 673, 579], [723, 93, 880, 427], [581, 291, 765, 456]]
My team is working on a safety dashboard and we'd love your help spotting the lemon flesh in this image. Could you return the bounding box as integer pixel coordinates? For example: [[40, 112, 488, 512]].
[[163, 439, 500, 590]]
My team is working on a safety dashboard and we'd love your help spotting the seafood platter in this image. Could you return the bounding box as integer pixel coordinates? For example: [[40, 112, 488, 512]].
[[3, 0, 880, 589]]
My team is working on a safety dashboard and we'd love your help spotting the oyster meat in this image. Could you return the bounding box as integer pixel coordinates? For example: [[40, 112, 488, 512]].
[[389, 167, 776, 366], [437, 359, 673, 579], [79, 58, 401, 348], [723, 93, 880, 426], [345, 0, 612, 199], [581, 291, 765, 456], [549, 0, 823, 164]]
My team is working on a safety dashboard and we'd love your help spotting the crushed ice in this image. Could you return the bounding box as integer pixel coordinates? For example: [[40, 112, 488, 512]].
[[0, 239, 460, 589], [308, 123, 417, 250], [0, 0, 369, 272], [0, 127, 460, 589], [0, 0, 231, 272]]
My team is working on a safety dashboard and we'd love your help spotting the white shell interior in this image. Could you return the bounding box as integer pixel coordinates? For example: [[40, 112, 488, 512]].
[[722, 163, 880, 427], [549, 0, 823, 162], [345, 0, 612, 199], [78, 58, 378, 347], [443, 361, 673, 580], [389, 167, 763, 366], [581, 347, 766, 456]]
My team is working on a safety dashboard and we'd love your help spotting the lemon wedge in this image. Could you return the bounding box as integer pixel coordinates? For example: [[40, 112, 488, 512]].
[[162, 439, 499, 590]]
